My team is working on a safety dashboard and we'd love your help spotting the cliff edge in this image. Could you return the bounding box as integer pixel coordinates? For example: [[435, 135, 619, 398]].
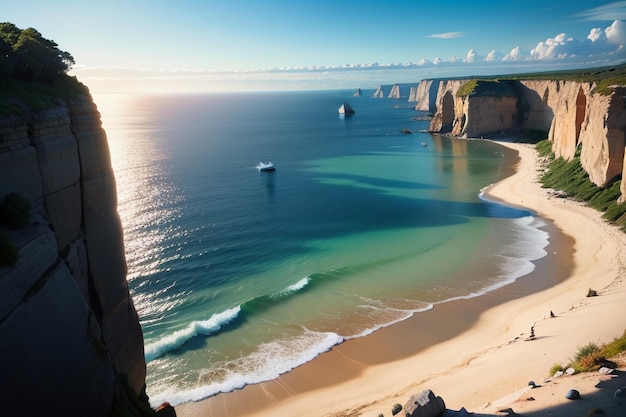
[[0, 92, 148, 415], [421, 66, 626, 202]]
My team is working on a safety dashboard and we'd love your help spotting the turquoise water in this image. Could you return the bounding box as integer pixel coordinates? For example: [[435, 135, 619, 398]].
[[95, 90, 548, 406]]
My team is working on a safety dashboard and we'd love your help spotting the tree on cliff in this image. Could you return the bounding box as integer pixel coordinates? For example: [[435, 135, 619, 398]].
[[0, 22, 74, 83]]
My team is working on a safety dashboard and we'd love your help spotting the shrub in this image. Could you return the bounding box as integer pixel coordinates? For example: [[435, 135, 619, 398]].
[[574, 342, 600, 361], [0, 233, 19, 266], [600, 329, 626, 358], [549, 363, 564, 376], [587, 288, 598, 297], [0, 192, 31, 228], [572, 342, 603, 372], [549, 330, 626, 377]]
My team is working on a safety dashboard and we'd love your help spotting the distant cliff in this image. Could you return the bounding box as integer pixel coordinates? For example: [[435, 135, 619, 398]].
[[0, 91, 148, 415], [419, 69, 626, 203]]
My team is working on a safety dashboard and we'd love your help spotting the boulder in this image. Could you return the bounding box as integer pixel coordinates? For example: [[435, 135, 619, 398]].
[[403, 389, 446, 417], [565, 389, 581, 400]]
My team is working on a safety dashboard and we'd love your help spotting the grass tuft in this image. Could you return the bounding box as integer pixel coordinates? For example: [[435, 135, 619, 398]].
[[549, 330, 626, 376]]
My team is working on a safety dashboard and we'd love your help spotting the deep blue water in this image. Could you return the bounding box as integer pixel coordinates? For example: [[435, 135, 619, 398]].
[[95, 90, 548, 405]]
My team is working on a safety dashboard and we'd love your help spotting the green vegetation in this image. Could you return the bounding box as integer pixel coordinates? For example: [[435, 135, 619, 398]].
[[550, 329, 626, 375], [601, 329, 626, 358], [537, 140, 626, 232], [536, 139, 553, 157], [0, 233, 19, 266], [0, 22, 87, 115], [1, 22, 74, 82], [0, 74, 88, 115], [456, 79, 480, 97], [450, 64, 626, 98], [0, 192, 31, 228], [549, 363, 565, 376], [505, 64, 626, 96], [456, 79, 517, 98]]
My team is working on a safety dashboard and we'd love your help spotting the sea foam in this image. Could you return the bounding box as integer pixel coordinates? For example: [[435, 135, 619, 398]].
[[149, 329, 344, 407], [144, 306, 241, 362]]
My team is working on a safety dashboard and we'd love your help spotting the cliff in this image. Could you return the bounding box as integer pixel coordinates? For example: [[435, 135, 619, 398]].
[[410, 79, 442, 112], [0, 93, 148, 415], [422, 71, 626, 202]]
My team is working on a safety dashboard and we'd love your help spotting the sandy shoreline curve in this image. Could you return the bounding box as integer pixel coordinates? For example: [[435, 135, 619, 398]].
[[176, 141, 626, 417]]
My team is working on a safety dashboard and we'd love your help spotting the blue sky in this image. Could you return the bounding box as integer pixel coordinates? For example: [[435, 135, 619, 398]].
[[3, 0, 626, 93]]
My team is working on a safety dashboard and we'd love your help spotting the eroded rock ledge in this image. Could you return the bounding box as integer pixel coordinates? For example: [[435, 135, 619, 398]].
[[416, 77, 626, 202], [0, 95, 147, 416]]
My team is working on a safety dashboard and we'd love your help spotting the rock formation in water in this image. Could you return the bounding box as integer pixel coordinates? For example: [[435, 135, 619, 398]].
[[420, 70, 626, 202], [338, 102, 356, 115], [0, 92, 149, 415], [372, 85, 385, 98], [388, 84, 401, 99]]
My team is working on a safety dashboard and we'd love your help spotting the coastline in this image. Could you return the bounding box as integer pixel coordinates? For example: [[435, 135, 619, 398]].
[[176, 141, 626, 417]]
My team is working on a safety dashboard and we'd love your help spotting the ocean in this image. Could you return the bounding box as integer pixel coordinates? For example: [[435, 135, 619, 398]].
[[94, 89, 549, 406]]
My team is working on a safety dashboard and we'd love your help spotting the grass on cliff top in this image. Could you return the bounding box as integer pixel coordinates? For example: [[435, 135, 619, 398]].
[[0, 75, 88, 116], [537, 139, 626, 231], [450, 63, 626, 97], [512, 63, 626, 95], [456, 79, 518, 98]]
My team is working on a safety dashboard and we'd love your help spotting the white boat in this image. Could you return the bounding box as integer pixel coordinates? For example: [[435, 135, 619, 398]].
[[256, 162, 275, 171]]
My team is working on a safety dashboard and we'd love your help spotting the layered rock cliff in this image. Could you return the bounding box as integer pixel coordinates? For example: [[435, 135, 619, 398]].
[[410, 78, 442, 112], [0, 94, 147, 415], [422, 76, 626, 202]]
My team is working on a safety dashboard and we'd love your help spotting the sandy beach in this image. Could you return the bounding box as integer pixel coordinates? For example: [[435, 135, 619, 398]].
[[176, 141, 626, 417]]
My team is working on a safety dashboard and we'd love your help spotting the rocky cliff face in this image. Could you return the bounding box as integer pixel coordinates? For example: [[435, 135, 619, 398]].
[[0, 95, 147, 415], [411, 79, 442, 112], [423, 78, 626, 201]]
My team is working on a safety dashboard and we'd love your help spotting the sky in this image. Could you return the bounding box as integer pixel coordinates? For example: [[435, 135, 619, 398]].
[[2, 0, 626, 93]]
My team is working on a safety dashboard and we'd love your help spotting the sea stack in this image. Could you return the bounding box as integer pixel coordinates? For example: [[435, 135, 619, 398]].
[[338, 102, 356, 115]]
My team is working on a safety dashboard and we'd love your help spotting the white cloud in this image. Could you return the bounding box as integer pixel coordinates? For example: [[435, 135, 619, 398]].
[[502, 46, 525, 61], [529, 21, 626, 60], [577, 1, 626, 21], [76, 19, 626, 94], [464, 49, 479, 63], [427, 31, 465, 39], [605, 19, 626, 44], [587, 27, 603, 42], [485, 50, 504, 62]]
